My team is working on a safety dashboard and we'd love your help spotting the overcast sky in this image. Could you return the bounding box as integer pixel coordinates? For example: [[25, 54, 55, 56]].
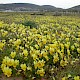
[[0, 0, 80, 9]]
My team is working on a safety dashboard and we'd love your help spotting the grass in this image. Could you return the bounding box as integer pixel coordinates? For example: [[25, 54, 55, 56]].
[[55, 60, 80, 80]]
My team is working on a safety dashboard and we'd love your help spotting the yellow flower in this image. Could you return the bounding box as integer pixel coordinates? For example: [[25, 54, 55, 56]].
[[35, 44, 39, 49], [14, 39, 21, 46], [20, 46, 24, 50], [2, 56, 9, 65], [77, 48, 80, 53], [66, 38, 69, 42], [34, 61, 37, 69], [41, 50, 48, 57], [15, 46, 19, 51], [65, 44, 69, 49], [10, 59, 15, 66], [2, 31, 8, 37], [3, 66, 12, 77], [34, 60, 45, 69], [50, 44, 57, 48], [71, 45, 75, 50], [60, 43, 64, 49], [10, 51, 16, 58], [13, 60, 19, 68], [50, 48, 55, 55], [45, 46, 49, 50], [74, 76, 80, 80], [38, 53, 42, 58], [0, 42, 5, 50], [6, 58, 13, 66], [36, 68, 45, 77], [60, 59, 68, 67], [1, 64, 6, 71], [62, 77, 66, 80], [37, 60, 45, 68], [67, 49, 71, 56], [9, 39, 13, 43], [23, 49, 28, 57], [45, 56, 49, 61], [53, 53, 59, 64], [27, 66, 32, 71], [74, 43, 79, 47], [42, 38, 47, 44], [32, 54, 38, 60], [20, 64, 27, 71]]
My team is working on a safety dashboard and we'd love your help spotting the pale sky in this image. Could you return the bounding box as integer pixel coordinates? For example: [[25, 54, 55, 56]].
[[0, 0, 80, 9]]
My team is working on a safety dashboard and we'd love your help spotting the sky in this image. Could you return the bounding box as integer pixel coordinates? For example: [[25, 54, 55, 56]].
[[0, 0, 80, 9]]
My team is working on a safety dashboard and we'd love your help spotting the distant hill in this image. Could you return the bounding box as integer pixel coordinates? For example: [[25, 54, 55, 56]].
[[0, 3, 40, 11], [41, 5, 62, 11], [0, 3, 80, 12], [0, 3, 62, 11], [68, 5, 80, 11]]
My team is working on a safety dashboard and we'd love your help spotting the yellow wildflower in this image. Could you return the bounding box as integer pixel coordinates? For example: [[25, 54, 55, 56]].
[[10, 51, 16, 58], [53, 53, 59, 64], [74, 76, 80, 80], [20, 63, 27, 71], [3, 66, 12, 77], [37, 68, 45, 77], [23, 49, 28, 57]]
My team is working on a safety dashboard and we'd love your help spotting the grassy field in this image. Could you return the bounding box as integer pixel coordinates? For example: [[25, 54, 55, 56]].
[[0, 12, 80, 80]]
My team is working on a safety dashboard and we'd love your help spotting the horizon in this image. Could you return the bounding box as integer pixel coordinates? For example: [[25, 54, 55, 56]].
[[0, 2, 80, 9], [0, 0, 80, 9]]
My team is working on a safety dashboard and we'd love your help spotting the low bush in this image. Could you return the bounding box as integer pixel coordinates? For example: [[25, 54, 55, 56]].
[[22, 21, 38, 29]]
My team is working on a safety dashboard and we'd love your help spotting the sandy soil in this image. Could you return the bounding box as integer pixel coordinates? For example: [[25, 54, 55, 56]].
[[0, 74, 23, 80]]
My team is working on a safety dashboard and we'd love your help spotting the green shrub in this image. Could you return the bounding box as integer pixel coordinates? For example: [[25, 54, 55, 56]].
[[22, 21, 38, 29]]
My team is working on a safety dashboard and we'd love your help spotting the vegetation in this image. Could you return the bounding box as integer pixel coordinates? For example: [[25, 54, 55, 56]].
[[0, 12, 80, 80], [0, 3, 80, 13], [22, 21, 38, 29]]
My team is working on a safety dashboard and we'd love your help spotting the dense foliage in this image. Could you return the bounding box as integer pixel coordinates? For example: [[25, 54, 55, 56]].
[[22, 21, 38, 28], [0, 12, 80, 80]]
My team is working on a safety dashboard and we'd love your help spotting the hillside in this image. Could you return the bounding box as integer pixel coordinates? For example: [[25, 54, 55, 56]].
[[0, 3, 62, 11], [0, 3, 80, 12], [68, 5, 80, 11]]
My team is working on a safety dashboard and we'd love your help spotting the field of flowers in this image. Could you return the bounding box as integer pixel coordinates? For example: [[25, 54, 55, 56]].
[[0, 12, 80, 80]]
